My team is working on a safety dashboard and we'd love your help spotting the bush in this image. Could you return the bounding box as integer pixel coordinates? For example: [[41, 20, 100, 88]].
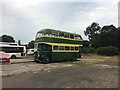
[[87, 47, 96, 53], [96, 46, 119, 56], [80, 48, 88, 54], [80, 47, 96, 54]]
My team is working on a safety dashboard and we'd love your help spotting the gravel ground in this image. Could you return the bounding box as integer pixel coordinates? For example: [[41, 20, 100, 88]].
[[1, 54, 119, 88]]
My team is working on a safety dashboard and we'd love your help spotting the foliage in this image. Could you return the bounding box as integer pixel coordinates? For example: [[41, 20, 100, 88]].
[[84, 22, 101, 41], [84, 23, 120, 52], [82, 40, 90, 48], [87, 47, 96, 53], [80, 48, 88, 54], [98, 25, 118, 48], [18, 40, 21, 45], [91, 33, 100, 48], [117, 27, 120, 51], [96, 46, 119, 56], [28, 40, 35, 49], [80, 47, 96, 54], [0, 35, 15, 42]]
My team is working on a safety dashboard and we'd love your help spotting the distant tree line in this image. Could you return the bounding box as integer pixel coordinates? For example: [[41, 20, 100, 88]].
[[1, 22, 120, 54], [84, 22, 120, 50], [0, 35, 15, 43], [0, 35, 34, 49], [27, 40, 35, 49]]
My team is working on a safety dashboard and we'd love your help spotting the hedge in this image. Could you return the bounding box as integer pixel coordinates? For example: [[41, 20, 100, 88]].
[[80, 47, 96, 54], [96, 46, 119, 56]]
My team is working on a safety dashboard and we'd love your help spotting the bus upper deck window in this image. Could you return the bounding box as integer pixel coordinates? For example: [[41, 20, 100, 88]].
[[53, 32, 58, 37], [70, 34, 74, 39], [64, 34, 69, 38], [59, 33, 64, 37], [37, 33, 43, 37], [36, 33, 40, 37]]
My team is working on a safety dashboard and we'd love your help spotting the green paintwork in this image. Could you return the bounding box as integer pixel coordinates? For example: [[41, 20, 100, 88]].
[[35, 37, 82, 45], [34, 50, 80, 62], [37, 28, 81, 37], [34, 29, 82, 63], [51, 52, 80, 61]]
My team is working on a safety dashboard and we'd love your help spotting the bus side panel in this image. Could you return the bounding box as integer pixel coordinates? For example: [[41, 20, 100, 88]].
[[52, 52, 79, 61]]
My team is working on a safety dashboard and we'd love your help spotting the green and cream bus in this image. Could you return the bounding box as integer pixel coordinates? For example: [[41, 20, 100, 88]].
[[34, 29, 83, 64]]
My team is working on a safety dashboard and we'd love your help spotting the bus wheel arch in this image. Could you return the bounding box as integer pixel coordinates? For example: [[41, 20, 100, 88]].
[[72, 54, 77, 61], [79, 53, 81, 58], [11, 55, 16, 59], [42, 55, 51, 64]]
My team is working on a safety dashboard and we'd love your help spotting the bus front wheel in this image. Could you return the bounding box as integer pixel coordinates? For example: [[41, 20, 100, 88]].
[[42, 56, 50, 64]]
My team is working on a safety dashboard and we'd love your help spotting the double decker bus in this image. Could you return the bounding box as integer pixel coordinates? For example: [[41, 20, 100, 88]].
[[34, 29, 83, 64], [0, 43, 26, 59]]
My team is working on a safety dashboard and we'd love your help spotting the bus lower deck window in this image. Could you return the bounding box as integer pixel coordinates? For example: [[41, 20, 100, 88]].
[[65, 46, 69, 50], [53, 46, 58, 50], [70, 47, 74, 50], [59, 46, 64, 50], [75, 47, 79, 50]]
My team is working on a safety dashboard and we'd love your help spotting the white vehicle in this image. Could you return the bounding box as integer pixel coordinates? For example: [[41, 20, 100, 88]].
[[0, 44, 26, 59], [27, 49, 34, 55]]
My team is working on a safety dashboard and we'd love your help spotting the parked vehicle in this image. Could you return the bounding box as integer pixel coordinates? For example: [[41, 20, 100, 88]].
[[34, 29, 83, 64], [0, 51, 10, 63], [27, 49, 34, 55], [0, 44, 26, 59]]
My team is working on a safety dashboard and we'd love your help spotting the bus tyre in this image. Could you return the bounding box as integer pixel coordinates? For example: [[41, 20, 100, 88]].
[[34, 60, 40, 63], [11, 55, 16, 59], [42, 56, 50, 64], [73, 54, 77, 61], [79, 53, 81, 58]]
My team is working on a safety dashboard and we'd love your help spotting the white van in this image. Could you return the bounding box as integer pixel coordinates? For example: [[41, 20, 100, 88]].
[[27, 49, 34, 55]]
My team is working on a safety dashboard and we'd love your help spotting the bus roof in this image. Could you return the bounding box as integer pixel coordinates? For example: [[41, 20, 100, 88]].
[[0, 44, 25, 47], [37, 29, 81, 36]]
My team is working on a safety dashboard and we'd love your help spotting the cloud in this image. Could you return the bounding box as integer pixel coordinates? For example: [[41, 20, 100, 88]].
[[1, 1, 119, 43]]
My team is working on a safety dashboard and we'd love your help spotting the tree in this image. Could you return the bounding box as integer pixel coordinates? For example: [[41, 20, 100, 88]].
[[84, 23, 119, 50], [18, 40, 21, 45], [84, 22, 101, 41], [0, 35, 15, 42], [28, 40, 35, 49], [100, 25, 116, 33], [91, 33, 100, 48], [117, 27, 120, 51], [99, 25, 118, 48]]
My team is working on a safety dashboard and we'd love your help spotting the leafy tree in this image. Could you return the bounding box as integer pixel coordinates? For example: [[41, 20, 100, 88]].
[[84, 22, 101, 41], [117, 27, 120, 51], [28, 40, 35, 49], [0, 35, 15, 42], [99, 25, 118, 48], [84, 23, 119, 50], [91, 33, 100, 48]]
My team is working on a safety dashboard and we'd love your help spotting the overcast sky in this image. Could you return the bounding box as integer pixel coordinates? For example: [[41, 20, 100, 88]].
[[0, 0, 119, 44]]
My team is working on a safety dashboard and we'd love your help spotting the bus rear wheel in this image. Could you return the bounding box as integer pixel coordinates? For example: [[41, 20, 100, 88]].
[[42, 56, 50, 64], [34, 59, 40, 63], [72, 54, 77, 61]]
